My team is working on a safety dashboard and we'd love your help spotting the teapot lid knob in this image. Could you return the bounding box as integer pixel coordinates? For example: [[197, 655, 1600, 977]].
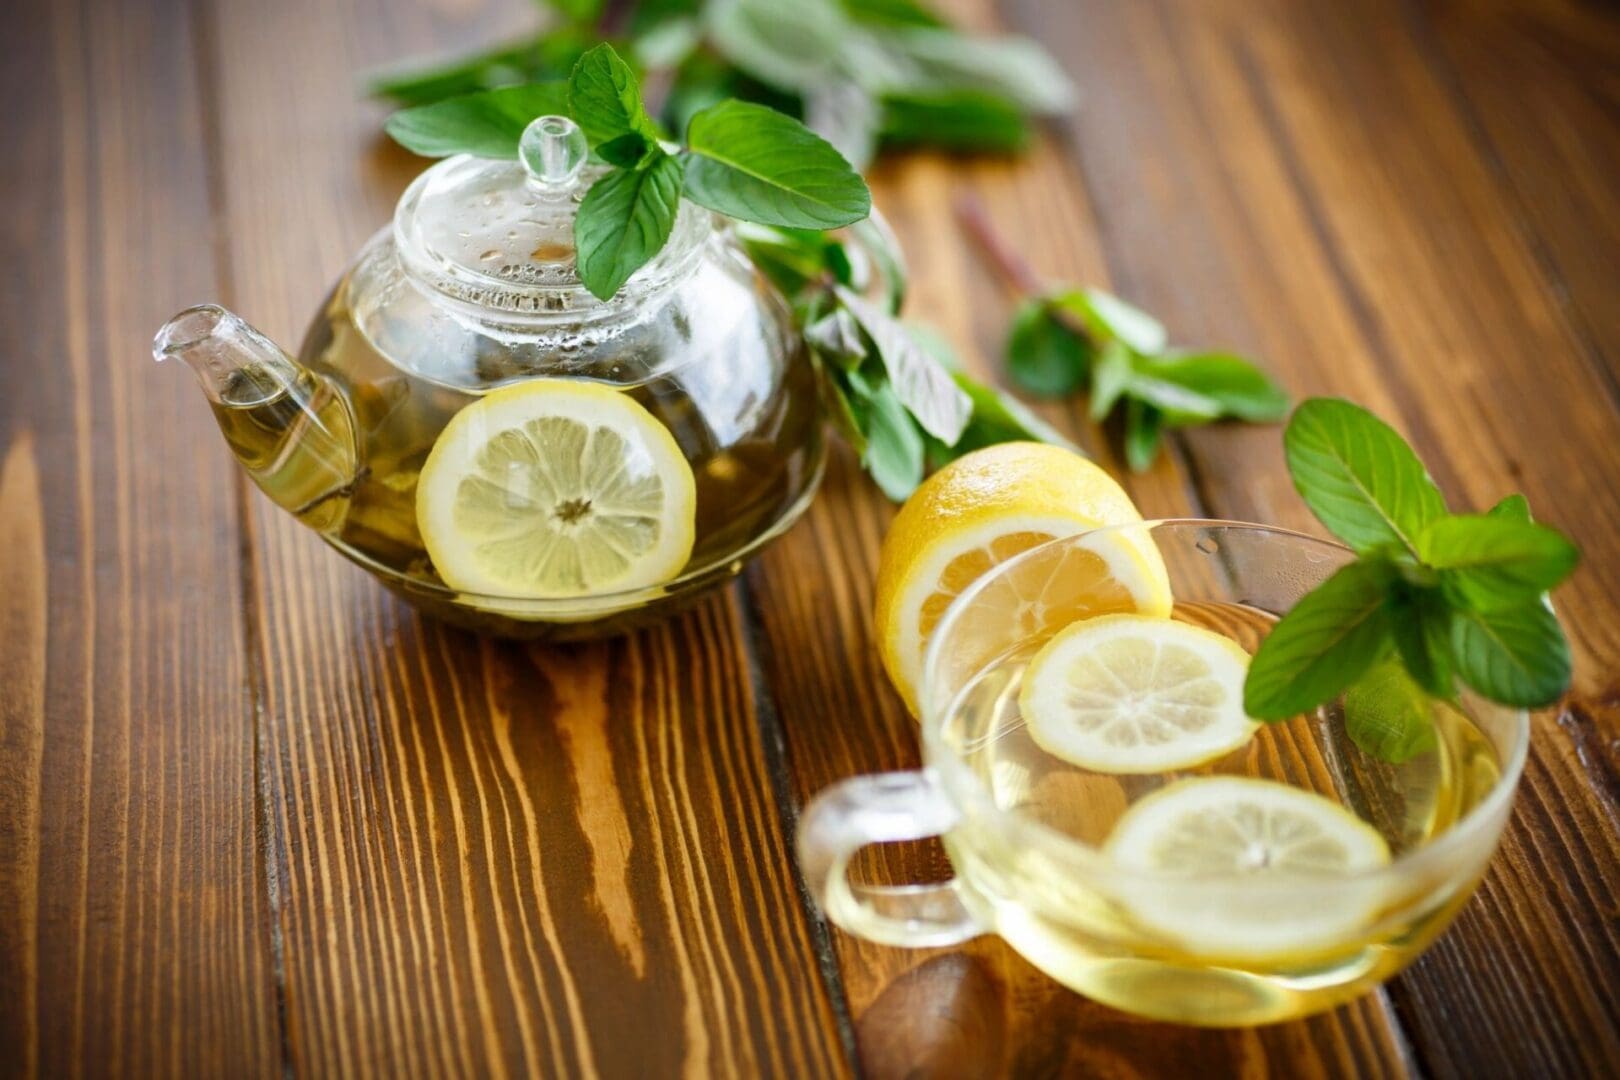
[[519, 116, 588, 195]]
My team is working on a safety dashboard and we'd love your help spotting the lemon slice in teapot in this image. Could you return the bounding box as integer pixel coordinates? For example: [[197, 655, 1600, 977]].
[[417, 379, 696, 598]]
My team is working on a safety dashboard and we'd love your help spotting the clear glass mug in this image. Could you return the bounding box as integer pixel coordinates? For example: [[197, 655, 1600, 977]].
[[797, 521, 1529, 1026]]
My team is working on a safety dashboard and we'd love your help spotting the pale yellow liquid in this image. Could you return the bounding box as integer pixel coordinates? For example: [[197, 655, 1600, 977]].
[[940, 601, 1503, 1026]]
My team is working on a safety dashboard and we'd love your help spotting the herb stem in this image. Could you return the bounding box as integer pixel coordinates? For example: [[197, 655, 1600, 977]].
[[953, 193, 1044, 297], [954, 193, 1093, 342]]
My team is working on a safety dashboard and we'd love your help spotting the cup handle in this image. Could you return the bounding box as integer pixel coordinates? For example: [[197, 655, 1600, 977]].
[[797, 770, 986, 948]]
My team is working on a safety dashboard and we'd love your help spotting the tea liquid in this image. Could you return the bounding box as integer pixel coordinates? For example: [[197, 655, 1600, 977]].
[[940, 600, 1503, 1024]]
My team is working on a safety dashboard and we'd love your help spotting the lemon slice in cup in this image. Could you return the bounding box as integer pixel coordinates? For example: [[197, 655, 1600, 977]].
[[417, 379, 696, 598], [1104, 776, 1394, 958], [1019, 614, 1259, 773]]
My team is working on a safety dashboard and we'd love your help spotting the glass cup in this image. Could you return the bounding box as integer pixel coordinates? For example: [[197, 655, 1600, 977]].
[[798, 521, 1529, 1026]]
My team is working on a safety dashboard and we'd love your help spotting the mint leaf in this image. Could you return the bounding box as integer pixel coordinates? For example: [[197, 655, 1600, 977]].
[[1283, 398, 1447, 556], [684, 100, 872, 229], [573, 153, 684, 300], [1052, 289, 1167, 355], [1488, 493, 1532, 522], [706, 0, 846, 94], [872, 27, 1076, 114], [842, 0, 947, 29], [1449, 601, 1573, 708], [1123, 398, 1164, 472], [1420, 514, 1579, 610], [948, 371, 1076, 457], [568, 44, 660, 158], [1344, 659, 1438, 764], [1389, 586, 1455, 698], [843, 369, 925, 500], [1120, 363, 1224, 425], [369, 33, 590, 106], [1006, 299, 1088, 397], [804, 308, 866, 366], [1244, 557, 1398, 719], [880, 90, 1032, 154], [1089, 340, 1132, 422], [1139, 352, 1290, 422], [837, 288, 971, 444], [385, 83, 570, 158]]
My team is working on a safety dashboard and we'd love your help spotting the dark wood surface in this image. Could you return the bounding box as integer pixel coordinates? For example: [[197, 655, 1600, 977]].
[[2, 0, 1617, 1075]]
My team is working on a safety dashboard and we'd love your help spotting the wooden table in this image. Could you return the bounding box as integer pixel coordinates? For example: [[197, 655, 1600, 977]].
[[4, 0, 1619, 1075]]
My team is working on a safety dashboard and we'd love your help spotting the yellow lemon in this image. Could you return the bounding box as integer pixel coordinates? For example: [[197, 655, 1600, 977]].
[[417, 379, 696, 598], [873, 442, 1171, 714]]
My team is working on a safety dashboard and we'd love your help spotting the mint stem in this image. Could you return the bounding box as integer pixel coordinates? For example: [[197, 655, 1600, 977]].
[[953, 193, 1042, 296], [953, 194, 1094, 344]]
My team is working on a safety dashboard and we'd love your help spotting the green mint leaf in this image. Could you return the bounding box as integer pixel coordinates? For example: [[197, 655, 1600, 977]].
[[871, 27, 1076, 114], [1120, 362, 1224, 425], [1244, 557, 1398, 719], [837, 288, 972, 444], [841, 0, 948, 29], [1051, 289, 1167, 356], [706, 0, 847, 94], [1389, 586, 1455, 698], [1449, 601, 1572, 708], [573, 152, 684, 300], [805, 308, 867, 366], [384, 83, 570, 158], [543, 0, 605, 21], [684, 100, 872, 229], [568, 44, 660, 154], [1283, 398, 1447, 556], [1123, 398, 1164, 472], [368, 33, 589, 106], [1138, 352, 1290, 422], [849, 216, 908, 314], [1419, 514, 1580, 610], [1343, 659, 1438, 765], [947, 371, 1077, 457], [596, 132, 656, 168], [733, 222, 838, 298], [879, 90, 1033, 154], [1005, 299, 1089, 398], [1488, 493, 1532, 522], [1089, 340, 1132, 422], [843, 368, 925, 500], [822, 369, 868, 455]]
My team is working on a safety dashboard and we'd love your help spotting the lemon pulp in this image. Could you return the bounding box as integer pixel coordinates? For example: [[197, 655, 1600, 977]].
[[1019, 614, 1260, 774], [417, 379, 696, 598]]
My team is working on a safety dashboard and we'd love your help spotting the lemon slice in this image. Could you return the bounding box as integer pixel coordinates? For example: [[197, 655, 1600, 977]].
[[417, 379, 696, 598], [1104, 777, 1393, 958], [874, 443, 1171, 714], [1019, 614, 1259, 773]]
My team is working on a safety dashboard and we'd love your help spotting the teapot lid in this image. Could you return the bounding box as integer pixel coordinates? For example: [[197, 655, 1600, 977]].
[[393, 116, 708, 321]]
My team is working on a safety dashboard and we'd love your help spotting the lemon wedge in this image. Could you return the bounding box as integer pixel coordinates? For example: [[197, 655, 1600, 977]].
[[417, 379, 696, 598], [1105, 776, 1393, 958], [873, 443, 1171, 714], [1020, 614, 1259, 773]]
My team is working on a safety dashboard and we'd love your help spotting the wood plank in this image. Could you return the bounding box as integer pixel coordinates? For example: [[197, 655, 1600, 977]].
[[0, 0, 281, 1074], [747, 19, 1415, 1074], [1009, 0, 1620, 1073], [1415, 0, 1620, 383], [198, 0, 851, 1074]]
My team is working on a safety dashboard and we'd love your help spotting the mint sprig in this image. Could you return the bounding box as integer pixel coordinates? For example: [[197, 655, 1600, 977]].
[[1245, 398, 1580, 761], [368, 0, 1075, 166], [385, 44, 870, 300], [737, 223, 1071, 501]]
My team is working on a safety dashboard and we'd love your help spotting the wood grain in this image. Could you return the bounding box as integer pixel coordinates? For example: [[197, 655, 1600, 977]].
[[198, 0, 850, 1074], [0, 0, 280, 1074], [1014, 0, 1620, 1073], [5, 0, 1620, 1075]]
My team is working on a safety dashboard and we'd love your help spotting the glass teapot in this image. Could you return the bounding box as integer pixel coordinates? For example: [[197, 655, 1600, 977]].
[[155, 117, 857, 638]]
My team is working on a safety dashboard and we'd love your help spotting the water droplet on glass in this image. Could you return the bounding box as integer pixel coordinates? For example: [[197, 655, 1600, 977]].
[[1196, 537, 1219, 554]]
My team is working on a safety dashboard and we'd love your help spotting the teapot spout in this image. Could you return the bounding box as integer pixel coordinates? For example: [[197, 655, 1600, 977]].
[[154, 304, 361, 533]]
